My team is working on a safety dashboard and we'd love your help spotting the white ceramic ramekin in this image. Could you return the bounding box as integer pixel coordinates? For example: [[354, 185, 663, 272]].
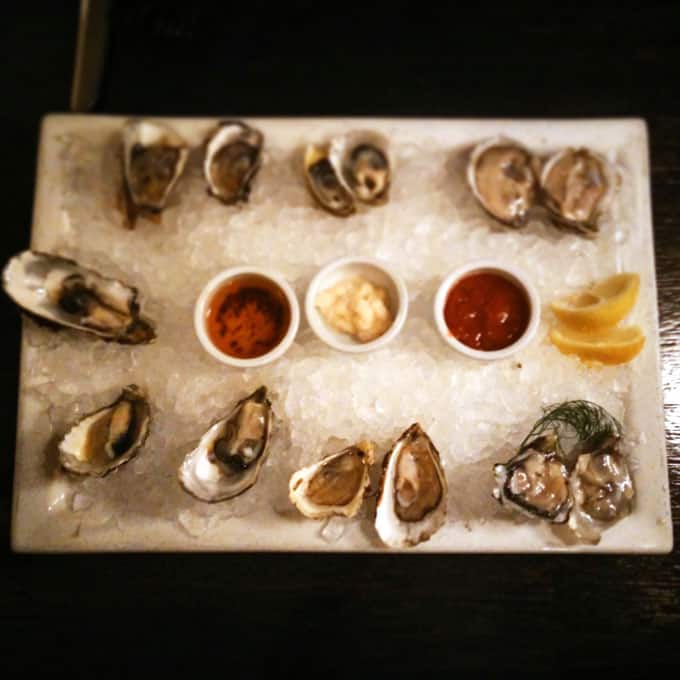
[[433, 259, 540, 360], [194, 266, 300, 367], [305, 255, 408, 353]]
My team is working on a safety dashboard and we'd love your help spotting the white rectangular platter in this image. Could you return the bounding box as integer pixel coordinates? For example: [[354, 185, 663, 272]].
[[11, 115, 672, 552]]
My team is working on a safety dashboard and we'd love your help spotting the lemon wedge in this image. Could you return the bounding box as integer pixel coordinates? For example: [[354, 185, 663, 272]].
[[550, 273, 640, 330], [550, 324, 645, 365]]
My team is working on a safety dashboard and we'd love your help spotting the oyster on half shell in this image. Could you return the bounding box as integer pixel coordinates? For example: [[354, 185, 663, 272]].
[[178, 386, 273, 502], [539, 147, 615, 236], [492, 433, 572, 523], [328, 130, 391, 205], [2, 251, 156, 344], [467, 137, 538, 227], [204, 121, 264, 204], [58, 385, 151, 476], [303, 144, 356, 217], [122, 119, 189, 224], [375, 423, 448, 548], [289, 440, 375, 519], [568, 437, 634, 543]]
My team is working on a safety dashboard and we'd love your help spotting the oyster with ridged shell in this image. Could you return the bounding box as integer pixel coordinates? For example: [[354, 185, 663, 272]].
[[204, 120, 264, 204], [289, 440, 375, 519], [58, 385, 151, 476], [2, 251, 156, 344], [122, 119, 188, 225], [539, 147, 615, 236], [467, 136, 538, 227], [178, 386, 273, 502], [375, 423, 448, 548]]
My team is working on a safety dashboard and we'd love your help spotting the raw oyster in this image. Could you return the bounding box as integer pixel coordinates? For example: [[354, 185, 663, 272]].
[[303, 144, 356, 217], [328, 130, 391, 205], [539, 147, 614, 236], [2, 251, 156, 344], [204, 121, 264, 204], [493, 433, 572, 523], [467, 137, 538, 227], [568, 437, 634, 543], [58, 385, 151, 476], [122, 119, 188, 219], [289, 440, 375, 519], [375, 423, 447, 548], [178, 386, 272, 502]]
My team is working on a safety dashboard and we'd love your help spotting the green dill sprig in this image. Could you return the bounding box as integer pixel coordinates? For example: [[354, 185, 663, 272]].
[[519, 400, 622, 459]]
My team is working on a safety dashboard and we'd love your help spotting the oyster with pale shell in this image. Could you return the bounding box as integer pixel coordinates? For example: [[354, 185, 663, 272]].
[[178, 386, 273, 502], [288, 440, 375, 519], [374, 423, 448, 548], [58, 385, 151, 476]]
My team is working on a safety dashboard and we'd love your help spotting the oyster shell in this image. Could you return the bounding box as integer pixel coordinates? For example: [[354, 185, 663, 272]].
[[204, 121, 264, 204], [178, 386, 273, 502], [289, 440, 375, 519], [492, 434, 572, 523], [2, 251, 156, 344], [122, 119, 188, 215], [58, 385, 151, 476], [375, 423, 447, 548], [539, 147, 614, 236], [328, 130, 391, 205], [303, 144, 356, 217], [467, 137, 538, 227], [568, 438, 634, 543]]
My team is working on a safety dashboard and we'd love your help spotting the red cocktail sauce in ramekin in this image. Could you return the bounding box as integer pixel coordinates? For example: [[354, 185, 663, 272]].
[[443, 272, 530, 351]]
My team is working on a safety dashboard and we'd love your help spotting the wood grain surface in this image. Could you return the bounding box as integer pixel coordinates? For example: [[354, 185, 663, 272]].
[[1, 2, 678, 674]]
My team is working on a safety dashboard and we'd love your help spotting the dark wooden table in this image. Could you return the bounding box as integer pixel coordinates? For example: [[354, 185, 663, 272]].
[[2, 2, 679, 673]]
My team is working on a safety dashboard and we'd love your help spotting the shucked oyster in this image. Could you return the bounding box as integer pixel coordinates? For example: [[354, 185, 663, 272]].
[[59, 385, 151, 476], [540, 147, 614, 236], [204, 121, 264, 204], [493, 401, 634, 542], [328, 130, 391, 205], [493, 433, 572, 523], [375, 423, 447, 548], [467, 137, 538, 227], [568, 437, 634, 543], [178, 386, 272, 502], [303, 144, 356, 217], [2, 251, 156, 344], [289, 440, 375, 519], [304, 130, 391, 216], [122, 119, 188, 224]]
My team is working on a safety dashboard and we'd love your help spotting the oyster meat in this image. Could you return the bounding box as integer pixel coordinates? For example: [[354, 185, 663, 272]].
[[289, 440, 375, 519], [375, 423, 447, 548], [2, 251, 156, 343], [178, 386, 273, 502], [568, 437, 634, 543], [303, 130, 391, 215], [540, 147, 614, 236], [493, 434, 572, 523], [122, 119, 189, 223], [204, 121, 264, 204], [59, 385, 151, 476], [467, 137, 538, 227]]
